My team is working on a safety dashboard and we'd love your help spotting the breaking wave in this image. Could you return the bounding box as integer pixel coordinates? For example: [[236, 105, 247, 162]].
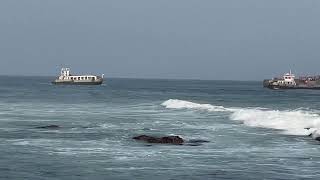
[[162, 99, 232, 112], [162, 99, 320, 135]]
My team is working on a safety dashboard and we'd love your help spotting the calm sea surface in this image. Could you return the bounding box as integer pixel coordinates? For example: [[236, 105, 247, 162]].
[[1, 76, 320, 180]]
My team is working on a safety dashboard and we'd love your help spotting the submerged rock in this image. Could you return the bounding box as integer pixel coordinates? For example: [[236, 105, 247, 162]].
[[35, 125, 61, 129], [184, 139, 210, 146], [133, 135, 184, 145], [311, 131, 320, 141], [187, 139, 210, 143]]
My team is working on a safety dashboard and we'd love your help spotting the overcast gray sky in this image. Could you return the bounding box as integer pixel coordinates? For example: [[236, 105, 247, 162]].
[[0, 0, 319, 80]]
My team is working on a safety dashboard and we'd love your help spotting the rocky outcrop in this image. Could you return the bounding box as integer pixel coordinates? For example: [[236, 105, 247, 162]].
[[133, 135, 184, 145]]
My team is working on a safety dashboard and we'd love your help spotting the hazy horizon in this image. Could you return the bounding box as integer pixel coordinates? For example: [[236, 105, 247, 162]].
[[1, 0, 320, 80]]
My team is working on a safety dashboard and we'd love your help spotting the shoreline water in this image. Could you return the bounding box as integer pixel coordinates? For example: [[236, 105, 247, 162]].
[[1, 77, 320, 179]]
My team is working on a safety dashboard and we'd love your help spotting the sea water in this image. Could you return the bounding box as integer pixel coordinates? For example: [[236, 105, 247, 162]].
[[1, 76, 320, 180]]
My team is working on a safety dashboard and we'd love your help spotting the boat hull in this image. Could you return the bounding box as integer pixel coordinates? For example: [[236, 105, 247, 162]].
[[266, 85, 320, 90], [263, 79, 320, 90], [52, 80, 103, 85]]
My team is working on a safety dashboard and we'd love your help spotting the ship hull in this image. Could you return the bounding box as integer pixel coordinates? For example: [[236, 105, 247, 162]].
[[265, 85, 320, 90], [52, 80, 103, 85], [263, 79, 320, 90]]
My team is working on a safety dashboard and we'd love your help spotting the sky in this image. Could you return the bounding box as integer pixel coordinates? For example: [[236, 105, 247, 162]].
[[0, 0, 320, 80]]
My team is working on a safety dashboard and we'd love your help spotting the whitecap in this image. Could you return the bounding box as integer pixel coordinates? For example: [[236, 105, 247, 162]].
[[162, 99, 320, 136], [12, 140, 30, 146], [230, 108, 320, 135], [161, 99, 231, 112]]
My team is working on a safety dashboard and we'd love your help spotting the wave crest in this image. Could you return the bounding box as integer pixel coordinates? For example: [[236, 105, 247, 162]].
[[162, 99, 320, 135], [230, 109, 320, 135], [161, 99, 230, 112]]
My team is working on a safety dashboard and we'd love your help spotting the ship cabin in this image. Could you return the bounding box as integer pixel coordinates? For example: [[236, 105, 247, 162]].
[[277, 70, 296, 86], [58, 68, 101, 81]]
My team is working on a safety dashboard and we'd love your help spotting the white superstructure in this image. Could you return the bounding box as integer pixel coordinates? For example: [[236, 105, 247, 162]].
[[277, 70, 296, 86]]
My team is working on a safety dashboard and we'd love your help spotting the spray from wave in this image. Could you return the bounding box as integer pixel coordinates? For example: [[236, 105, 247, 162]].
[[162, 99, 320, 135]]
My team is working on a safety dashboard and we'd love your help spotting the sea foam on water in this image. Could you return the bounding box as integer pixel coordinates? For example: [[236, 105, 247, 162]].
[[162, 99, 320, 135], [161, 99, 230, 112]]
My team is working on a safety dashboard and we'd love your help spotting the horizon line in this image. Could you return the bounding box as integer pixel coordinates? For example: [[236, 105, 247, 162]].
[[0, 74, 261, 82]]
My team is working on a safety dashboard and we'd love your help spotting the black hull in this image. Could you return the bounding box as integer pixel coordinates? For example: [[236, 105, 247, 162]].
[[52, 81, 103, 85], [265, 85, 320, 90]]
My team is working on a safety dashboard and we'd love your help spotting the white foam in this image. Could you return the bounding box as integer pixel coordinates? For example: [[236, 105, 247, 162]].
[[230, 108, 320, 135], [12, 141, 30, 146], [161, 99, 231, 112], [162, 99, 320, 135]]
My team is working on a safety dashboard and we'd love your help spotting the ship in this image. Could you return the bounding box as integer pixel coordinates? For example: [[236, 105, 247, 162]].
[[52, 68, 104, 85], [263, 70, 320, 89]]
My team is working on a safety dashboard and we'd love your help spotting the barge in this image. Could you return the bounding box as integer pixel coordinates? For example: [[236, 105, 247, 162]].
[[263, 70, 320, 89]]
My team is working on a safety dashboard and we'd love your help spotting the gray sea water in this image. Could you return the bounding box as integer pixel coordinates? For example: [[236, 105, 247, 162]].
[[1, 76, 320, 180]]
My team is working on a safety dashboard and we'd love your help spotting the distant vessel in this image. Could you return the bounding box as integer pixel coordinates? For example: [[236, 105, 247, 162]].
[[52, 68, 103, 85], [263, 70, 320, 89]]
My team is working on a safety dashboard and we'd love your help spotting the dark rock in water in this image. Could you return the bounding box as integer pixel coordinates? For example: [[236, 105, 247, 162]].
[[36, 125, 61, 129], [185, 143, 202, 146], [306, 129, 320, 141], [188, 139, 210, 143], [133, 135, 184, 145], [185, 139, 210, 146]]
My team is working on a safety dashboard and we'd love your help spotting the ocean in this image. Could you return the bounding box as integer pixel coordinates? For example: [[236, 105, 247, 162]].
[[1, 76, 320, 180]]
